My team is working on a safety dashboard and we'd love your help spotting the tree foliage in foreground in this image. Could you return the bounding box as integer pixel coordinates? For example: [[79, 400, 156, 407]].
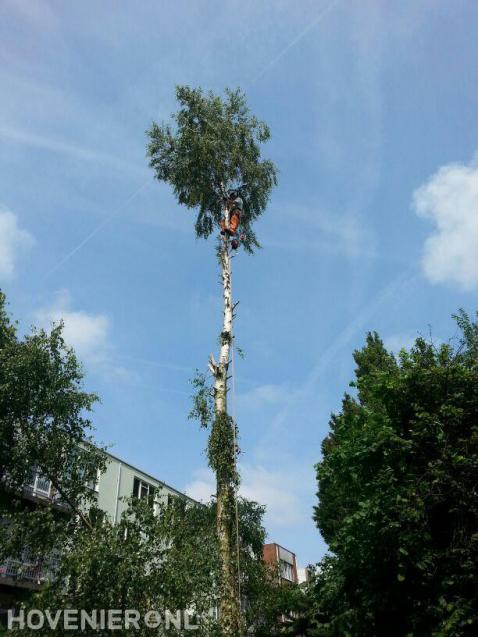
[[0, 290, 295, 635], [312, 310, 478, 636], [0, 290, 106, 562], [17, 496, 288, 636]]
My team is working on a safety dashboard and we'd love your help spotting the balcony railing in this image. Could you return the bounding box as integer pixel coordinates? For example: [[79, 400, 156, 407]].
[[22, 467, 67, 506], [24, 469, 54, 499], [0, 553, 58, 586]]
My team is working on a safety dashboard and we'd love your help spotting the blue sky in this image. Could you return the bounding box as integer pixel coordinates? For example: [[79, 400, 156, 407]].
[[1, 0, 477, 567]]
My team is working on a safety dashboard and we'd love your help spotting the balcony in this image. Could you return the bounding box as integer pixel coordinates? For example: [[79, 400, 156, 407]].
[[0, 553, 58, 589], [24, 469, 55, 500]]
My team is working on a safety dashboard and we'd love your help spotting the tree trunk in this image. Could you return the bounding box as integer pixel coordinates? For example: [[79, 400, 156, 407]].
[[209, 233, 242, 636]]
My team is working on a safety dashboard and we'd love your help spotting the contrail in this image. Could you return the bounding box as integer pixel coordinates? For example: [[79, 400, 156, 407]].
[[250, 0, 340, 86], [0, 124, 146, 177], [44, 178, 151, 279], [268, 266, 418, 434]]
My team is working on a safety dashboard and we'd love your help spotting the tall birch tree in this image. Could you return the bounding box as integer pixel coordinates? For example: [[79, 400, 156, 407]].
[[147, 86, 277, 636]]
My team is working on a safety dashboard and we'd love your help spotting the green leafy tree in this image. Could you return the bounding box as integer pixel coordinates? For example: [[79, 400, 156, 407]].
[[147, 86, 277, 635], [313, 311, 478, 636], [18, 497, 283, 636], [0, 290, 107, 566], [0, 290, 288, 635]]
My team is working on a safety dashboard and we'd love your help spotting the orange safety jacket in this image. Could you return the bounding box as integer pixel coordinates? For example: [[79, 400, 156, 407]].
[[220, 210, 240, 234]]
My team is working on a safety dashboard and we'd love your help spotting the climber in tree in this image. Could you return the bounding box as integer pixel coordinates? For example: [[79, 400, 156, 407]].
[[220, 188, 243, 236]]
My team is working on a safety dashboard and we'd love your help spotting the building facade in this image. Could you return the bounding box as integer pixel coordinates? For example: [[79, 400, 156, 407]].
[[0, 450, 196, 616], [297, 566, 313, 585], [263, 543, 298, 585], [94, 451, 197, 523]]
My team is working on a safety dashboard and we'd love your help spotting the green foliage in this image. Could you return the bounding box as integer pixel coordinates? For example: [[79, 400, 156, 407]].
[[189, 374, 240, 487], [220, 330, 232, 346], [313, 311, 478, 636], [235, 345, 245, 360], [0, 289, 296, 635], [0, 289, 107, 560], [453, 307, 478, 364], [253, 578, 322, 637], [18, 498, 212, 636], [188, 370, 214, 429], [147, 86, 277, 252], [16, 496, 282, 636], [208, 412, 239, 489]]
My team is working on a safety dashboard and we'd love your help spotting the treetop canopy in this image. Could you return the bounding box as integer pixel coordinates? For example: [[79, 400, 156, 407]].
[[147, 86, 278, 253]]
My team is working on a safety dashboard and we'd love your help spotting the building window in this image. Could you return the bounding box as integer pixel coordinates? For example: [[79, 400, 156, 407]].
[[280, 559, 294, 582], [86, 469, 101, 493], [133, 477, 155, 506]]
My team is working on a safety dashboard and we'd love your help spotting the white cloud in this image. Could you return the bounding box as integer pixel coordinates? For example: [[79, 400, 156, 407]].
[[0, 207, 35, 280], [184, 469, 215, 504], [413, 154, 478, 290], [185, 463, 302, 527], [35, 290, 131, 381], [36, 289, 108, 359], [240, 464, 303, 526]]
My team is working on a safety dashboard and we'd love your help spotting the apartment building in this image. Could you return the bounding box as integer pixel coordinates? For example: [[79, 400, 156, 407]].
[[297, 566, 314, 585], [263, 543, 298, 585], [94, 450, 197, 523], [0, 450, 196, 612]]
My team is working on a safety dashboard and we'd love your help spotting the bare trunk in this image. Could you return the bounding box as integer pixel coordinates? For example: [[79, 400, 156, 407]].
[[208, 232, 242, 636]]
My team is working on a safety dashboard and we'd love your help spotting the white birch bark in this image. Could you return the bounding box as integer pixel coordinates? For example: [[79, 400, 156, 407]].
[[209, 223, 242, 635]]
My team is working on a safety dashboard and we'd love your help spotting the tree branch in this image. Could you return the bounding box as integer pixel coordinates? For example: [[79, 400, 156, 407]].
[[209, 353, 218, 376]]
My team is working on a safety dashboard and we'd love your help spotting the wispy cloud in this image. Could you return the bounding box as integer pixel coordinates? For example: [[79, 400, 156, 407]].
[[34, 289, 132, 382], [43, 180, 151, 279], [2, 0, 59, 31], [0, 124, 146, 177], [184, 468, 215, 503], [0, 207, 35, 280], [185, 463, 303, 527], [240, 464, 304, 526], [275, 203, 377, 260], [413, 152, 478, 291], [35, 289, 108, 359], [301, 3, 385, 237], [239, 383, 290, 411], [249, 0, 340, 86], [264, 267, 417, 444]]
